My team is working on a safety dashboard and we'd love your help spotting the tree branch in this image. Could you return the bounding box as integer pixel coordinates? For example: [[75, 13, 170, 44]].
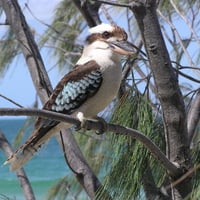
[[94, 0, 130, 8], [187, 89, 200, 144], [0, 107, 181, 177], [131, 0, 192, 198], [166, 163, 200, 191], [142, 163, 170, 200], [0, 93, 23, 108], [72, 0, 101, 27], [59, 129, 112, 199]]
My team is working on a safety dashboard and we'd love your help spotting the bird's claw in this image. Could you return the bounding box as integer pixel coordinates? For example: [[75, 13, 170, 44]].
[[76, 112, 90, 131], [94, 116, 107, 135], [76, 112, 107, 134]]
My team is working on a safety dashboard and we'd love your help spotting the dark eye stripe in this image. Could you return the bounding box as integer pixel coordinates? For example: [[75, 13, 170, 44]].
[[102, 31, 111, 39]]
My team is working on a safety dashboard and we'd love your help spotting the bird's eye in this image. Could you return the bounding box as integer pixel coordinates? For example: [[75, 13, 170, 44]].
[[102, 31, 111, 39]]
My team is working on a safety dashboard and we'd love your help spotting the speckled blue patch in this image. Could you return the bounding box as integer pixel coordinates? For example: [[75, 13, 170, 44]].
[[51, 70, 102, 113]]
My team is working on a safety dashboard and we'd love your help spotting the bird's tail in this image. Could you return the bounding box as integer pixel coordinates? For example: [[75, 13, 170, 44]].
[[4, 121, 64, 171], [4, 132, 40, 171]]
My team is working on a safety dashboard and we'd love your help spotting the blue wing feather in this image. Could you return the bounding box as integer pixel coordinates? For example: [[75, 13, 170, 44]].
[[33, 60, 102, 133], [51, 70, 102, 113], [4, 61, 102, 169]]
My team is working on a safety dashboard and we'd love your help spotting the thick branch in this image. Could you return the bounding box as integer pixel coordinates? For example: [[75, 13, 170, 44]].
[[0, 107, 180, 177], [142, 164, 170, 200], [72, 0, 101, 27], [0, 132, 36, 200], [93, 0, 131, 8], [187, 89, 200, 144], [131, 1, 192, 198], [59, 129, 112, 199], [132, 0, 190, 164]]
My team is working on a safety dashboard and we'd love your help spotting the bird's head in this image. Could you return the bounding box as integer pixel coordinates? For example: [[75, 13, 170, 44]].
[[86, 23, 135, 56]]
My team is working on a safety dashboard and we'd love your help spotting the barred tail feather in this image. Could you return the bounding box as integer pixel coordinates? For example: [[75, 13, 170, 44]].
[[4, 143, 39, 171], [4, 122, 70, 171], [4, 128, 51, 171]]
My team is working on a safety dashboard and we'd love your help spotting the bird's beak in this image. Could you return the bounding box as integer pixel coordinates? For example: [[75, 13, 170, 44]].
[[108, 40, 135, 55]]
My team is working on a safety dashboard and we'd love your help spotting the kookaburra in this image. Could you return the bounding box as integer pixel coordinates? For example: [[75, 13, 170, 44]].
[[5, 23, 135, 171]]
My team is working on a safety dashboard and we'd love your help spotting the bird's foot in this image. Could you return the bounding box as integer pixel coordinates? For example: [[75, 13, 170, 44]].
[[93, 116, 107, 135], [76, 112, 107, 134], [75, 112, 90, 131]]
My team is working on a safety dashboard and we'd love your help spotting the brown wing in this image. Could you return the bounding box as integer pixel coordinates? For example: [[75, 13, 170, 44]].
[[30, 60, 103, 147], [5, 60, 103, 171]]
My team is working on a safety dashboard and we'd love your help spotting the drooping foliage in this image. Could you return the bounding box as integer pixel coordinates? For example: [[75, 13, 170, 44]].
[[0, 29, 21, 76], [39, 0, 86, 70], [96, 91, 166, 199]]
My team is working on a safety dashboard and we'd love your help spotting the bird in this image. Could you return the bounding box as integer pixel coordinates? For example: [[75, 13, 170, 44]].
[[4, 23, 135, 171]]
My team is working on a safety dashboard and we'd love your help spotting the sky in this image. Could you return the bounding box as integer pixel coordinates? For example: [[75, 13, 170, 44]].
[[0, 0, 128, 110], [0, 1, 199, 112], [0, 0, 63, 109]]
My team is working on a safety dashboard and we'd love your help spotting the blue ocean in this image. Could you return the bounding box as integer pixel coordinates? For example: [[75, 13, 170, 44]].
[[0, 118, 72, 200]]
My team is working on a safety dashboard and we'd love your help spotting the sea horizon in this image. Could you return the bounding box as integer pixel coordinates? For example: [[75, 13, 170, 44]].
[[0, 118, 73, 200]]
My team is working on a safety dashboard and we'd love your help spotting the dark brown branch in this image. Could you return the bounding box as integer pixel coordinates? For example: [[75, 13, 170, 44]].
[[0, 107, 180, 177], [0, 131, 36, 200], [172, 67, 200, 83], [187, 89, 200, 144], [166, 163, 200, 191], [93, 0, 132, 8], [142, 163, 170, 200], [0, 94, 23, 108], [131, 0, 192, 198], [72, 0, 101, 27], [59, 129, 112, 199]]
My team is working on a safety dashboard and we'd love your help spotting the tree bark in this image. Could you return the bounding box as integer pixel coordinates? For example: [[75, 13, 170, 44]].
[[142, 164, 171, 200], [58, 129, 104, 199], [187, 89, 200, 144], [72, 0, 101, 27], [131, 0, 192, 199]]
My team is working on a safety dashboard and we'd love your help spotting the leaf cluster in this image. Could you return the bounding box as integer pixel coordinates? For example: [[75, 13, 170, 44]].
[[40, 0, 86, 70], [96, 92, 165, 199], [0, 30, 21, 77]]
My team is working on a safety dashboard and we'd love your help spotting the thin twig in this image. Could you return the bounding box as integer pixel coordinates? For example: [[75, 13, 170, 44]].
[[93, 0, 131, 8], [171, 61, 200, 71], [158, 9, 196, 70], [172, 68, 200, 83], [169, 0, 200, 47], [0, 94, 23, 108], [101, 4, 115, 24], [166, 163, 200, 190]]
